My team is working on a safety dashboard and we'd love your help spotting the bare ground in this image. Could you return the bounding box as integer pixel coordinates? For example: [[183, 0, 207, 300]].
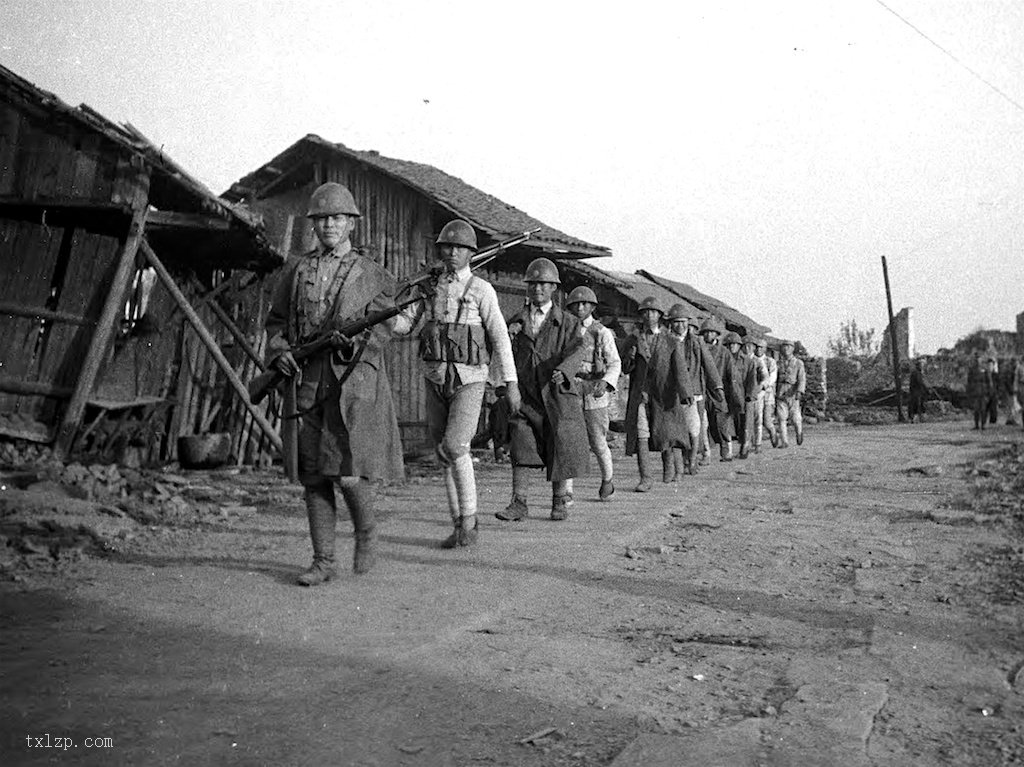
[[2, 418, 1023, 766]]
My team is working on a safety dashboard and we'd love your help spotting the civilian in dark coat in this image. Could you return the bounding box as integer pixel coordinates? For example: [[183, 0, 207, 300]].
[[965, 354, 995, 430], [908, 360, 927, 423]]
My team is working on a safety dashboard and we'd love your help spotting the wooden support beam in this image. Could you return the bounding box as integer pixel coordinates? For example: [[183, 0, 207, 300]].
[[54, 198, 150, 456], [187, 274, 265, 371], [139, 239, 282, 454], [146, 210, 231, 231], [0, 301, 94, 327], [0, 377, 73, 399]]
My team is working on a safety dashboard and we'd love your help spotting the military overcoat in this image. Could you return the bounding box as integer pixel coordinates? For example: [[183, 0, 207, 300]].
[[506, 304, 590, 482], [266, 250, 405, 484], [623, 332, 694, 454]]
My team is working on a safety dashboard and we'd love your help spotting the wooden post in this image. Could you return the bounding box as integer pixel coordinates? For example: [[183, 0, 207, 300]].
[[140, 239, 283, 453], [55, 202, 149, 457], [187, 274, 265, 371], [881, 256, 905, 422]]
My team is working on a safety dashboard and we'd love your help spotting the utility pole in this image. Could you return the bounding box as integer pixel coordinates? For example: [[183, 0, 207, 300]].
[[881, 256, 906, 422]]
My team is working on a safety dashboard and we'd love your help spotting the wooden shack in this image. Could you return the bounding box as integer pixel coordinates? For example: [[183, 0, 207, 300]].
[[0, 64, 284, 464], [224, 135, 612, 450]]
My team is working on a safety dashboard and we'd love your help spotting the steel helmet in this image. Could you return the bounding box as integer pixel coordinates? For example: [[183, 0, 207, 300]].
[[699, 318, 720, 335], [306, 182, 361, 218], [666, 303, 690, 322], [723, 331, 742, 345], [524, 257, 560, 284], [565, 286, 598, 307], [435, 219, 477, 249], [637, 296, 664, 315]]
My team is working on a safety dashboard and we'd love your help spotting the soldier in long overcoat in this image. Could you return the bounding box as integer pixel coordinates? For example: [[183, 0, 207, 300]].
[[497, 258, 590, 522], [265, 182, 404, 585], [622, 297, 692, 491], [721, 332, 764, 459], [699, 319, 736, 460], [668, 305, 723, 476]]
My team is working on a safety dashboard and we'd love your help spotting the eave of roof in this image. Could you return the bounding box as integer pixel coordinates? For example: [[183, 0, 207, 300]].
[[0, 64, 284, 272], [225, 134, 611, 259], [637, 269, 771, 335]]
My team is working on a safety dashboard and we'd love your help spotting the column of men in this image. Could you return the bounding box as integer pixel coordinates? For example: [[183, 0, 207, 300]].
[[267, 183, 806, 585]]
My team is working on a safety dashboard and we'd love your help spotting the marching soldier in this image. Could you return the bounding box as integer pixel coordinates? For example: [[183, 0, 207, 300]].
[[497, 258, 590, 521], [699, 318, 735, 461], [667, 304, 720, 477], [623, 297, 692, 490], [265, 182, 405, 585], [775, 339, 807, 446], [721, 332, 763, 459], [565, 286, 622, 500], [392, 219, 520, 547], [753, 338, 779, 450]]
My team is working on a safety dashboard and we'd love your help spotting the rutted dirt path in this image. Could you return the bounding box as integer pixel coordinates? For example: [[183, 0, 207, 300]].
[[2, 419, 1022, 766]]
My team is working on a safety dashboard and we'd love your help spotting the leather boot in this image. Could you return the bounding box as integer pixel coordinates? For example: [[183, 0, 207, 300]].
[[672, 448, 685, 481], [661, 450, 673, 483], [298, 481, 337, 586], [635, 450, 653, 492], [341, 480, 376, 575], [458, 515, 479, 546]]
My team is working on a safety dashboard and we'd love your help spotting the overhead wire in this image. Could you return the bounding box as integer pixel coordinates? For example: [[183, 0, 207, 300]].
[[872, 0, 1024, 113]]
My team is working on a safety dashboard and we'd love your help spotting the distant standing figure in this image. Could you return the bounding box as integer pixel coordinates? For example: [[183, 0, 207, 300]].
[[908, 360, 927, 423], [965, 354, 994, 430], [985, 357, 1000, 425], [1014, 357, 1024, 431], [775, 339, 806, 447]]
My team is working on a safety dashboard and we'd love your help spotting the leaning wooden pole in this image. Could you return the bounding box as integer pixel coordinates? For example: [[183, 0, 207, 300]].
[[55, 202, 149, 457], [140, 239, 283, 454], [881, 255, 906, 422]]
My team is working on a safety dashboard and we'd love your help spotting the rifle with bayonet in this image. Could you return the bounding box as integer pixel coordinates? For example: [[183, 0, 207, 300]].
[[250, 226, 541, 405], [248, 293, 424, 405], [395, 227, 541, 297]]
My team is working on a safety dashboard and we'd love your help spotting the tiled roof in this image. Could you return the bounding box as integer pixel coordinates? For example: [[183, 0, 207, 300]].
[[594, 269, 770, 335], [637, 270, 771, 335], [225, 135, 611, 259]]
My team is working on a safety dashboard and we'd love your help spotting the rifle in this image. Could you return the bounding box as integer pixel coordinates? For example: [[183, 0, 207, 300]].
[[248, 294, 423, 405], [396, 227, 541, 297], [251, 226, 541, 404]]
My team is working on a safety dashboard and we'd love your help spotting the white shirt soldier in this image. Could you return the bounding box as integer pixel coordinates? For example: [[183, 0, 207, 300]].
[[393, 220, 520, 547], [565, 286, 622, 500]]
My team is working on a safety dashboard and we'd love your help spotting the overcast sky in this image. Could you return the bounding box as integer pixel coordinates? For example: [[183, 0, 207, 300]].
[[4, 0, 1023, 354]]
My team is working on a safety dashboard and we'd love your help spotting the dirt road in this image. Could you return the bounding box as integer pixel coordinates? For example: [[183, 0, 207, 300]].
[[2, 419, 1023, 766]]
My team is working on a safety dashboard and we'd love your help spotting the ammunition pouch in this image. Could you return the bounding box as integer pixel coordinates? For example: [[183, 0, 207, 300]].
[[419, 321, 490, 365]]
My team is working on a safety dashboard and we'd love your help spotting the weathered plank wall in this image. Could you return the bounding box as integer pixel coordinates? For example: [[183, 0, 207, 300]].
[[0, 97, 137, 433]]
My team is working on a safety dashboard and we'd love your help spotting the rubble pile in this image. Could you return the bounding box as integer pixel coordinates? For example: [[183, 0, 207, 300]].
[[1, 444, 274, 582], [958, 443, 1024, 605]]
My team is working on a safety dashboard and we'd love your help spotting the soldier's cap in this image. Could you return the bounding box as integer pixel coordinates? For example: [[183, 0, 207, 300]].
[[723, 331, 742, 345], [780, 339, 795, 347], [754, 337, 768, 348]]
